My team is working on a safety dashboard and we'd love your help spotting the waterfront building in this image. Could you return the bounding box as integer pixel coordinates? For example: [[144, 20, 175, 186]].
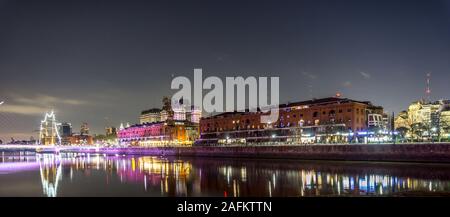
[[39, 111, 61, 146], [394, 100, 450, 141], [187, 106, 202, 124], [119, 97, 201, 147], [118, 120, 199, 146], [440, 106, 450, 141], [60, 122, 73, 145], [67, 134, 94, 145], [173, 103, 186, 121], [160, 110, 169, 122], [140, 108, 162, 124], [197, 97, 385, 145]]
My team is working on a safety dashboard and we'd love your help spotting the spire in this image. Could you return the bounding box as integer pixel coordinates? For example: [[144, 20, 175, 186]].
[[119, 123, 124, 130], [426, 72, 431, 103]]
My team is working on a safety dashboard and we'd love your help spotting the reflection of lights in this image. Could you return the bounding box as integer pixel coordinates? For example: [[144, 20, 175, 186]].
[[268, 181, 272, 197], [241, 167, 247, 182], [2, 152, 450, 197], [37, 154, 62, 197]]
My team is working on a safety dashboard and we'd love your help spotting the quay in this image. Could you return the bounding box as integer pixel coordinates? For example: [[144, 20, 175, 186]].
[[1, 143, 450, 163]]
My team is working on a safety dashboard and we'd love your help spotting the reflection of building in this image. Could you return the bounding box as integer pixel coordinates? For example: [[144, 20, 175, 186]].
[[198, 97, 384, 145], [39, 111, 61, 146], [38, 154, 62, 197], [395, 100, 450, 140]]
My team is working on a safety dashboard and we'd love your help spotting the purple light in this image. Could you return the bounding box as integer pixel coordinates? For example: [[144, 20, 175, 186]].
[[0, 162, 40, 173]]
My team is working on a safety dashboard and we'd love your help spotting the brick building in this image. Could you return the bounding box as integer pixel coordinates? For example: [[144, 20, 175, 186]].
[[198, 97, 384, 145]]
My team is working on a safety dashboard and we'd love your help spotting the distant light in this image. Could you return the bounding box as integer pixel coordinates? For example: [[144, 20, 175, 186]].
[[271, 134, 276, 138], [0, 101, 4, 105]]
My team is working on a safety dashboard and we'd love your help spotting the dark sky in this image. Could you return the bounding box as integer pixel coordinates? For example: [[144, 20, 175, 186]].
[[1, 0, 450, 140]]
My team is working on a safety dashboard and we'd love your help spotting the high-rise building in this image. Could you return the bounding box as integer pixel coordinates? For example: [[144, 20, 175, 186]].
[[60, 122, 72, 137]]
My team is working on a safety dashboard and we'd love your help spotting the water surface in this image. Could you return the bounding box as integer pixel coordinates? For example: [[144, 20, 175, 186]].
[[1, 151, 450, 197]]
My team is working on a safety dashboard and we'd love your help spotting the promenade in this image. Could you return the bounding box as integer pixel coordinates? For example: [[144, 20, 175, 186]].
[[2, 143, 450, 163]]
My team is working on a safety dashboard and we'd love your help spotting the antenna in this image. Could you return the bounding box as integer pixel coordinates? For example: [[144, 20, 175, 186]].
[[426, 72, 431, 103]]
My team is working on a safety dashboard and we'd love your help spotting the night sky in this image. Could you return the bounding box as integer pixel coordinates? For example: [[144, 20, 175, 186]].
[[1, 0, 450, 140]]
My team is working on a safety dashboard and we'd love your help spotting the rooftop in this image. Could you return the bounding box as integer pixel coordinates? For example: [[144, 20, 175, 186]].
[[141, 108, 162, 115], [202, 97, 378, 120]]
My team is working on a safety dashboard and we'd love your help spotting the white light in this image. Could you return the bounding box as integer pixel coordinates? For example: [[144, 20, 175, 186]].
[[0, 101, 4, 105]]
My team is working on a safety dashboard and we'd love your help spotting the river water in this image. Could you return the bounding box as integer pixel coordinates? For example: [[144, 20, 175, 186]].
[[1, 151, 450, 197]]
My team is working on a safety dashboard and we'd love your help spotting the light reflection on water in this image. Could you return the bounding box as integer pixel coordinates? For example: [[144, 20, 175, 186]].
[[1, 151, 450, 197]]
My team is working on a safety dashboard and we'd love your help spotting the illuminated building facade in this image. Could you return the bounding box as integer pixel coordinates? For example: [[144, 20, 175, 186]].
[[124, 97, 202, 146], [39, 111, 61, 146], [440, 107, 450, 141], [394, 100, 450, 141], [67, 134, 94, 145], [140, 100, 202, 124], [140, 108, 162, 124], [118, 120, 199, 146], [197, 97, 385, 145]]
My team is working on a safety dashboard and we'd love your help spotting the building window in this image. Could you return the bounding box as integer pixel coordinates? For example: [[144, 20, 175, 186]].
[[347, 109, 352, 112], [313, 112, 319, 118]]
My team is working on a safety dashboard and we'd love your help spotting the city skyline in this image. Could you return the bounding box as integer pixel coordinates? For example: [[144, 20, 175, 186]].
[[1, 0, 450, 140]]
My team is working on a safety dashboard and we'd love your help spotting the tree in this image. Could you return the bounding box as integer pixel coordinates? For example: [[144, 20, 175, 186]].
[[411, 122, 430, 142], [396, 127, 409, 142]]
